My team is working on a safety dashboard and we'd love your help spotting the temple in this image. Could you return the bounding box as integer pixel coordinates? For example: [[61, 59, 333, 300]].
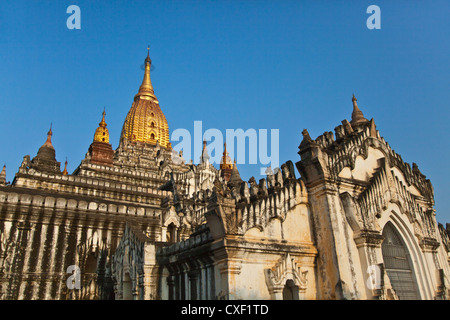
[[0, 50, 449, 300]]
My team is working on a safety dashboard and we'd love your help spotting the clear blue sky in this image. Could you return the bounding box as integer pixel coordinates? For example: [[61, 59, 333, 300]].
[[0, 1, 449, 224]]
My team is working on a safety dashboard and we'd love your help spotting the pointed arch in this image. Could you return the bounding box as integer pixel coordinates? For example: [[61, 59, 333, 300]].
[[382, 222, 421, 299]]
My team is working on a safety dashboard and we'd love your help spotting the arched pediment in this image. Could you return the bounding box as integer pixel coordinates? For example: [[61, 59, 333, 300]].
[[338, 146, 385, 182], [332, 137, 391, 180], [163, 207, 180, 227], [264, 253, 309, 299]]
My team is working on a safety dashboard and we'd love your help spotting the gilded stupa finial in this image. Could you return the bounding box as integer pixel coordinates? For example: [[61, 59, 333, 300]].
[[145, 45, 151, 64], [99, 107, 107, 128], [93, 109, 110, 143]]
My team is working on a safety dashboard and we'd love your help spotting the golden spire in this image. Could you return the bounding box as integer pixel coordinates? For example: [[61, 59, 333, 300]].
[[120, 47, 170, 148], [220, 143, 233, 170], [99, 108, 107, 127], [62, 158, 68, 175], [94, 109, 110, 143], [135, 46, 157, 101]]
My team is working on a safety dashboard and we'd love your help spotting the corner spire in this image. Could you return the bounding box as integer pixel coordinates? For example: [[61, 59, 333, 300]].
[[229, 159, 243, 187], [43, 123, 54, 148], [94, 109, 110, 143], [220, 143, 233, 182], [0, 165, 6, 185], [200, 140, 210, 164], [30, 125, 61, 174], [220, 143, 233, 170], [62, 158, 68, 175], [89, 109, 114, 167]]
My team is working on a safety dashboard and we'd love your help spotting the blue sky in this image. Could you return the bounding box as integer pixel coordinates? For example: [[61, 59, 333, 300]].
[[0, 1, 449, 224]]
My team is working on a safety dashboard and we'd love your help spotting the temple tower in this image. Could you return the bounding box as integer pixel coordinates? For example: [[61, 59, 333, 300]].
[[120, 47, 170, 148]]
